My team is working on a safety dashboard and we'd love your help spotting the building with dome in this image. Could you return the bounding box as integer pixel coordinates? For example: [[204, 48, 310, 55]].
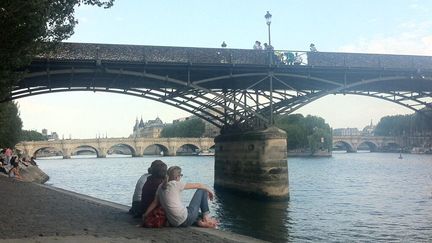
[[131, 117, 165, 138], [362, 120, 376, 136]]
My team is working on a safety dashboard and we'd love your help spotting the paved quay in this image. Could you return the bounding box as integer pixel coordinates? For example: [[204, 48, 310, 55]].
[[0, 176, 265, 243]]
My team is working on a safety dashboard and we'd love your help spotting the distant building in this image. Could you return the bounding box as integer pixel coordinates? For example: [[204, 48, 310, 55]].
[[42, 129, 48, 136], [333, 128, 360, 136], [333, 121, 376, 136], [47, 132, 59, 141], [173, 117, 189, 123], [131, 117, 165, 138], [362, 120, 376, 136]]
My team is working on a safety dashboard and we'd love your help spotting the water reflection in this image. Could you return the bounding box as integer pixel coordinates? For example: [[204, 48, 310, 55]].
[[214, 189, 291, 243]]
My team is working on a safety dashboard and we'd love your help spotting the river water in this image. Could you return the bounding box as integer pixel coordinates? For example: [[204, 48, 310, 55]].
[[37, 152, 432, 242]]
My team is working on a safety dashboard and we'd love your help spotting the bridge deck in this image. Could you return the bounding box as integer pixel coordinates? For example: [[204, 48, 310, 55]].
[[38, 42, 432, 70]]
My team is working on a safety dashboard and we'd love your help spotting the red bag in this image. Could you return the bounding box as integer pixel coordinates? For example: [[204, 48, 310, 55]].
[[144, 206, 167, 228]]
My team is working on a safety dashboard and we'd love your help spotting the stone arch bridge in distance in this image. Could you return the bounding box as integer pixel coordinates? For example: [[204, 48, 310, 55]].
[[16, 137, 215, 159]]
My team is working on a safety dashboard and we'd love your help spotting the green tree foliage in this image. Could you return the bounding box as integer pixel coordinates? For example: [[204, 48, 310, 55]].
[[0, 102, 23, 148], [0, 0, 114, 100], [161, 118, 205, 138], [275, 114, 332, 152], [20, 130, 47, 141], [375, 109, 432, 136]]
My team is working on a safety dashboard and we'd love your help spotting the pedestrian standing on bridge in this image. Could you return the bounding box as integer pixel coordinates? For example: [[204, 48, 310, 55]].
[[310, 43, 317, 52], [129, 160, 166, 218], [253, 41, 262, 50], [294, 52, 303, 65]]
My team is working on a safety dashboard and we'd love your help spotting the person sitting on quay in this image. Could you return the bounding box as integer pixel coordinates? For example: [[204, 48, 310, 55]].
[[4, 147, 12, 166], [8, 159, 22, 180], [129, 160, 166, 218], [0, 158, 8, 175], [144, 166, 218, 228], [140, 162, 167, 219], [29, 157, 38, 166]]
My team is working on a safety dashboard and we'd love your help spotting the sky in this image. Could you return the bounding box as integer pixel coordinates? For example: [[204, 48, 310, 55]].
[[17, 0, 432, 139]]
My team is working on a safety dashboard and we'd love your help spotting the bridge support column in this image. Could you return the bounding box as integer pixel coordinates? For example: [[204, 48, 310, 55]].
[[62, 149, 72, 159], [214, 126, 289, 200], [97, 153, 106, 158]]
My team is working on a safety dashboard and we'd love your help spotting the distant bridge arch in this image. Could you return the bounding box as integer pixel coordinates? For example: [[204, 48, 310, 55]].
[[333, 140, 356, 153], [333, 135, 399, 153], [357, 141, 379, 152]]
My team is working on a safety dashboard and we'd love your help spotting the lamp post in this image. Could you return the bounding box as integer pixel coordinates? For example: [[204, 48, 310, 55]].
[[265, 11, 273, 123], [264, 11, 272, 46]]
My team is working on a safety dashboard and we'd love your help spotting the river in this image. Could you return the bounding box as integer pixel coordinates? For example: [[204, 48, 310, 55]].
[[37, 152, 432, 242]]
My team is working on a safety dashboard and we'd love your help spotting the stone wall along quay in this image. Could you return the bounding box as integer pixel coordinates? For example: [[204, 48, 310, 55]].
[[214, 126, 289, 200], [19, 165, 49, 183]]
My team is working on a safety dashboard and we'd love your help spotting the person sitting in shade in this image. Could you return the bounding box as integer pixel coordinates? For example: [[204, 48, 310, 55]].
[[9, 160, 22, 180], [129, 160, 166, 218], [310, 43, 317, 52], [0, 158, 7, 175], [29, 157, 38, 166]]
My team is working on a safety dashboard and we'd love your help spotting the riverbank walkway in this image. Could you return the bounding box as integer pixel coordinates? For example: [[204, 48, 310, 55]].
[[0, 176, 264, 242]]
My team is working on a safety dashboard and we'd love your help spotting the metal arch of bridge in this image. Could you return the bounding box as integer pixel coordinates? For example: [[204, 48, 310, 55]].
[[6, 43, 432, 129], [265, 74, 432, 117]]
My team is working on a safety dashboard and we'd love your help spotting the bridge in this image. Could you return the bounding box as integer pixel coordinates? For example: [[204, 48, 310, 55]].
[[333, 135, 432, 152], [6, 42, 432, 128], [16, 137, 214, 159], [333, 135, 399, 152], [6, 42, 432, 200]]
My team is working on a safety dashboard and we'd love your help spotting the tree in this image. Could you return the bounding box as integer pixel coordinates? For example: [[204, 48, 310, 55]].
[[275, 113, 332, 152], [0, 0, 114, 100], [161, 118, 205, 138], [21, 130, 47, 141], [0, 102, 23, 148], [375, 110, 432, 136]]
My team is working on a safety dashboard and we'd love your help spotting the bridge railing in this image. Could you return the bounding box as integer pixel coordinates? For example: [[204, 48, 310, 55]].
[[36, 42, 309, 66], [307, 51, 432, 69], [36, 42, 432, 70]]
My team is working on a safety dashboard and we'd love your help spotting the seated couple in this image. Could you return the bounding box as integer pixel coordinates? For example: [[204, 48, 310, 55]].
[[134, 160, 217, 228]]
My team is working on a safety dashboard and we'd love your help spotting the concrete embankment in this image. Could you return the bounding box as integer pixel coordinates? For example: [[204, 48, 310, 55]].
[[0, 176, 265, 243]]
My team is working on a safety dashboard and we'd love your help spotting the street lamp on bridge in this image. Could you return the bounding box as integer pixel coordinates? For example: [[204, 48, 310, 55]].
[[264, 11, 272, 46]]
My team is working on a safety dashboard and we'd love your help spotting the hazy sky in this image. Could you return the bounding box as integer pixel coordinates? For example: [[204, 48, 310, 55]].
[[17, 0, 432, 139]]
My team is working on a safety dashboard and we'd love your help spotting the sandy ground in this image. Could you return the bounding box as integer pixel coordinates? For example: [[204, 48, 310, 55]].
[[0, 176, 265, 243]]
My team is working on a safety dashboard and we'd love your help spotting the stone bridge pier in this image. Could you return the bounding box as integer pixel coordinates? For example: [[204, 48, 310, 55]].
[[214, 126, 289, 200]]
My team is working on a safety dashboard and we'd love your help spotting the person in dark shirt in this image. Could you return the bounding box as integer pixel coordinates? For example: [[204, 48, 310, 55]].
[[141, 162, 167, 215]]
